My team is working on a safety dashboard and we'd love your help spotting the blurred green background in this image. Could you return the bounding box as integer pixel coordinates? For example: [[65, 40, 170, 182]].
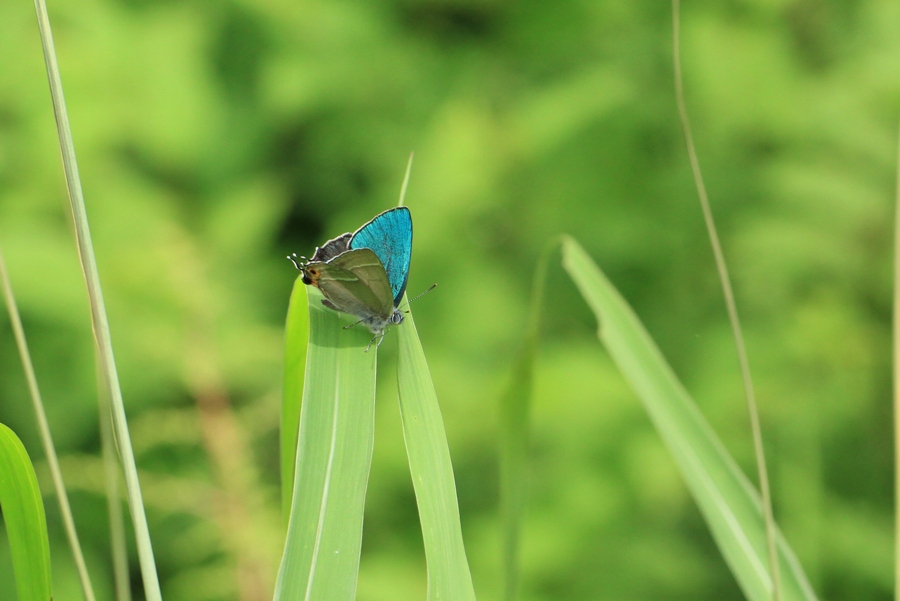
[[0, 0, 897, 600]]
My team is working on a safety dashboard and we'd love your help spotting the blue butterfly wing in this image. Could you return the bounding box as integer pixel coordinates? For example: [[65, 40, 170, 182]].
[[349, 207, 412, 306]]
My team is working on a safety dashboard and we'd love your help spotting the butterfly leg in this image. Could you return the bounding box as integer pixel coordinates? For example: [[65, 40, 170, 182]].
[[364, 331, 387, 353], [321, 299, 344, 313], [343, 317, 365, 330]]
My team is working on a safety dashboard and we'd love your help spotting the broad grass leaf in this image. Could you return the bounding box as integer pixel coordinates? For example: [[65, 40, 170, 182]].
[[397, 308, 476, 601], [561, 236, 818, 601], [274, 289, 376, 601]]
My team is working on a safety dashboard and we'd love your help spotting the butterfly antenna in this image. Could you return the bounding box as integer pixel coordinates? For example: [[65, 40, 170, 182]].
[[398, 283, 437, 311], [287, 253, 308, 271]]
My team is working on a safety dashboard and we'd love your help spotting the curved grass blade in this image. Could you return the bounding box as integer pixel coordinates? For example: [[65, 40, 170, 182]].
[[274, 287, 376, 601], [561, 237, 818, 601], [0, 423, 52, 601], [282, 279, 310, 520], [397, 308, 476, 601]]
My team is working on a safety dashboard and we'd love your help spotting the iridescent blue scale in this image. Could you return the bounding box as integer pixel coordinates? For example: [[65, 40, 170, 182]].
[[348, 207, 412, 305]]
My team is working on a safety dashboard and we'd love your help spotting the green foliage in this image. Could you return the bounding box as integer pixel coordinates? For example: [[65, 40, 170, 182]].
[[0, 423, 52, 601], [0, 0, 896, 599]]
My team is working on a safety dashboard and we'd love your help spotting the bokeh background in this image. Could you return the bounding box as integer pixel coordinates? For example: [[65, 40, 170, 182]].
[[0, 1, 898, 600]]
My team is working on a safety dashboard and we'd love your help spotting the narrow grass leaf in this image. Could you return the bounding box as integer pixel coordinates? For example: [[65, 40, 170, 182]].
[[397, 308, 476, 601], [561, 237, 818, 601], [499, 241, 555, 601], [893, 122, 900, 601], [282, 278, 310, 520], [97, 366, 132, 601], [274, 287, 376, 601], [672, 2, 781, 593], [0, 422, 52, 601], [0, 247, 97, 601], [31, 2, 161, 598]]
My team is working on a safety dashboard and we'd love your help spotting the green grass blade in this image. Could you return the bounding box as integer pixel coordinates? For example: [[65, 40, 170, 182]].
[[0, 423, 52, 601], [274, 287, 376, 601], [282, 278, 310, 520], [560, 237, 818, 601], [893, 122, 900, 601], [499, 241, 554, 601], [97, 369, 132, 601], [672, 2, 781, 594], [397, 308, 476, 601], [499, 342, 534, 601], [31, 1, 162, 599], [0, 247, 97, 601]]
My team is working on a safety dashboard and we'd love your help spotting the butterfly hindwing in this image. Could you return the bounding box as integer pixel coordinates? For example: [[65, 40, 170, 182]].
[[349, 207, 412, 305], [303, 248, 396, 331], [327, 248, 396, 316]]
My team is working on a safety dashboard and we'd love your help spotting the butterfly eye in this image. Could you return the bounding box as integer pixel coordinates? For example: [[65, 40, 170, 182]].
[[309, 268, 318, 276]]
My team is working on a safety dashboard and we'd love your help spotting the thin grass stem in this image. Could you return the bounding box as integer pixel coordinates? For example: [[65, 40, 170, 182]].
[[672, 2, 781, 599], [0, 247, 97, 601], [97, 370, 132, 601], [499, 238, 557, 601], [31, 1, 162, 599], [892, 122, 900, 601]]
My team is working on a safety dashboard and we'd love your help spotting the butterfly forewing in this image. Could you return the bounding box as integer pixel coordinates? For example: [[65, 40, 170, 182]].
[[349, 207, 412, 305], [310, 232, 352, 262]]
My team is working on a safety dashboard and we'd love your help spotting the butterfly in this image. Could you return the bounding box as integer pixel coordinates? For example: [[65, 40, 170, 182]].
[[289, 207, 413, 349]]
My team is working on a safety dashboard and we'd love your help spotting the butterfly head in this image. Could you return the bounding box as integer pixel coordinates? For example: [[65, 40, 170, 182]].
[[287, 253, 319, 287], [359, 309, 405, 352], [358, 308, 404, 337]]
